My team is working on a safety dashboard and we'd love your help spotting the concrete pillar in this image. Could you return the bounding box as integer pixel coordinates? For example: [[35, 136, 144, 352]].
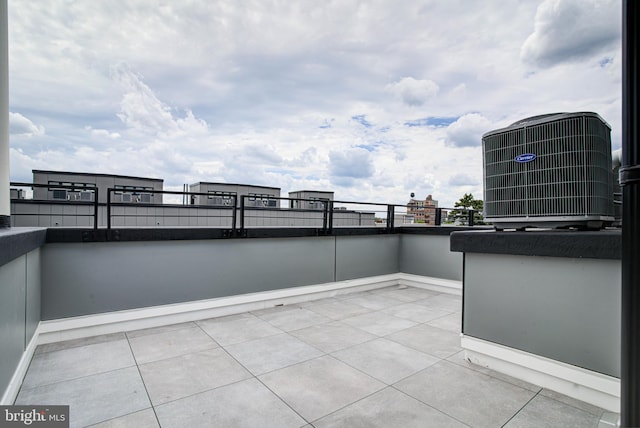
[[0, 0, 9, 228]]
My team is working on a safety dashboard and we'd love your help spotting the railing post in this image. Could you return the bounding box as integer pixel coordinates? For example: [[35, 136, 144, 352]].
[[435, 208, 442, 226], [239, 195, 245, 234], [231, 194, 237, 236], [0, 0, 9, 228], [107, 188, 112, 230], [328, 201, 334, 234], [93, 188, 99, 230], [468, 209, 475, 227], [322, 200, 328, 233], [386, 205, 395, 232]]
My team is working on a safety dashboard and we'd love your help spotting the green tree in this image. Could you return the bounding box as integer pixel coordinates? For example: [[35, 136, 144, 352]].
[[446, 193, 485, 225]]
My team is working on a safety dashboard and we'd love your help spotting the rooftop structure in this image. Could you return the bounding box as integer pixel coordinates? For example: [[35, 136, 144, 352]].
[[288, 190, 334, 210], [189, 182, 281, 208], [32, 170, 164, 204]]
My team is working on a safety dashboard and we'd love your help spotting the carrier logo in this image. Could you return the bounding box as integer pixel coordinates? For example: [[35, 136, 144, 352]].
[[514, 153, 536, 163]]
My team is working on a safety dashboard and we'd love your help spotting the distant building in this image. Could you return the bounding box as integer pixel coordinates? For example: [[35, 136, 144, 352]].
[[12, 172, 374, 228], [288, 190, 333, 210], [189, 182, 280, 208], [407, 194, 438, 225], [32, 170, 164, 204], [10, 188, 25, 200]]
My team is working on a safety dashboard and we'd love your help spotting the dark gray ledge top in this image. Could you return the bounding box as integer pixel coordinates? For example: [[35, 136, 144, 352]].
[[0, 227, 47, 266], [450, 229, 621, 260], [42, 225, 483, 243]]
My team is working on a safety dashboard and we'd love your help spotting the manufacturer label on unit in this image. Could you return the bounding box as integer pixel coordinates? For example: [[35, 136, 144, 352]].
[[514, 153, 537, 163]]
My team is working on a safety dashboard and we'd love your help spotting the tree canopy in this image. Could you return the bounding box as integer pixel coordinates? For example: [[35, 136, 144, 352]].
[[446, 193, 485, 225]]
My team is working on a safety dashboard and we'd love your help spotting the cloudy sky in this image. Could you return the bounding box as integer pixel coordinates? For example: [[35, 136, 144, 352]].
[[8, 0, 621, 207]]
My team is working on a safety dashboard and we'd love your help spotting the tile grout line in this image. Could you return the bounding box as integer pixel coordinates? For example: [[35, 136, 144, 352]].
[[500, 389, 541, 427], [387, 382, 472, 427], [124, 335, 163, 428], [195, 321, 313, 426]]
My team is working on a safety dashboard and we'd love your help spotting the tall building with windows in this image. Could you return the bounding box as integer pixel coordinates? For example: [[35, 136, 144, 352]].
[[407, 194, 438, 225]]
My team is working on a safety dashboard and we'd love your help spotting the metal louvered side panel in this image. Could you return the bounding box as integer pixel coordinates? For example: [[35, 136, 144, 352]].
[[483, 129, 527, 218]]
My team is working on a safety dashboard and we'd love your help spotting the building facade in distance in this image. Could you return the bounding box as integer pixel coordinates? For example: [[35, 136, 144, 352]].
[[407, 194, 439, 225], [32, 170, 164, 204], [189, 182, 281, 208], [288, 190, 334, 210]]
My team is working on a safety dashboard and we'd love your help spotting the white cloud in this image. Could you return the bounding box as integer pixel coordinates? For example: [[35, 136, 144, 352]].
[[9, 112, 44, 137], [86, 127, 121, 140], [111, 63, 208, 138], [520, 0, 620, 68], [449, 173, 479, 186], [386, 77, 439, 106], [329, 148, 375, 182], [444, 114, 493, 148]]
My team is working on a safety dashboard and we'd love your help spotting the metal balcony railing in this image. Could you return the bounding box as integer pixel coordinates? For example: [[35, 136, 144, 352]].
[[10, 182, 480, 232]]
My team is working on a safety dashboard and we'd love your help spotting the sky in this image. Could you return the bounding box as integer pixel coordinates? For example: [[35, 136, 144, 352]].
[[7, 0, 622, 208]]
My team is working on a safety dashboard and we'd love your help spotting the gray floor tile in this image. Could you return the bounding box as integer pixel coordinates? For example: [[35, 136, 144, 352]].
[[342, 294, 405, 310], [313, 387, 468, 428], [88, 408, 159, 428], [416, 293, 462, 312], [298, 297, 340, 307], [446, 351, 542, 392], [387, 323, 461, 359], [128, 325, 218, 364], [331, 338, 440, 384], [333, 290, 374, 301], [155, 378, 306, 428], [370, 286, 441, 302], [539, 389, 605, 417], [426, 312, 462, 333], [254, 307, 332, 331], [21, 339, 135, 389], [139, 348, 252, 405], [250, 303, 303, 317], [225, 333, 323, 375], [395, 360, 536, 428], [35, 333, 127, 355], [126, 322, 198, 339], [382, 302, 453, 323], [18, 285, 608, 428], [341, 312, 418, 336], [599, 412, 620, 428], [259, 355, 385, 422], [306, 300, 371, 320], [16, 367, 150, 428], [196, 313, 282, 346], [504, 394, 601, 427], [289, 321, 376, 353]]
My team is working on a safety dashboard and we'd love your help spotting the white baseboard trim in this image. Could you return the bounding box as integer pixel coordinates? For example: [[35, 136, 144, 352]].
[[39, 273, 459, 345], [1, 327, 40, 405], [461, 335, 620, 412], [398, 273, 462, 295]]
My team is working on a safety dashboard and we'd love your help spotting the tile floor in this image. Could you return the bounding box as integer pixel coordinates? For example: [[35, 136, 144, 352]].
[[15, 286, 613, 427]]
